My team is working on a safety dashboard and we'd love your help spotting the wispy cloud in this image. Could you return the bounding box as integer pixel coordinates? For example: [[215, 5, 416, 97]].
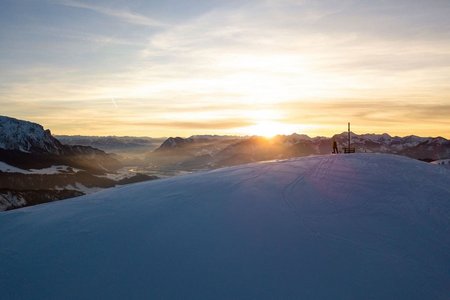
[[57, 0, 167, 27], [2, 0, 450, 137]]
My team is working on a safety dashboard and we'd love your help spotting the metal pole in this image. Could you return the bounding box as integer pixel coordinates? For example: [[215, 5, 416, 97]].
[[348, 122, 350, 150]]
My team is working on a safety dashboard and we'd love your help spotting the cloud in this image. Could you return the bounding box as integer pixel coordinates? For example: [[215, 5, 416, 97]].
[[57, 0, 167, 27], [4, 96, 450, 137], [128, 119, 254, 130], [2, 0, 450, 137], [279, 100, 450, 136], [45, 27, 145, 46]]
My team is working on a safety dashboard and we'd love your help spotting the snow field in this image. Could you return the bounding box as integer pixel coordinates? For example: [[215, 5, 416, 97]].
[[0, 153, 449, 299]]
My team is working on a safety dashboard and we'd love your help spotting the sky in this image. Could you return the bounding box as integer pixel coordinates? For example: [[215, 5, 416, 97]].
[[1, 0, 450, 138]]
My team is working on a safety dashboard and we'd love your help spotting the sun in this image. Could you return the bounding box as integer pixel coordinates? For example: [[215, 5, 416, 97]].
[[233, 109, 318, 138], [239, 121, 299, 138]]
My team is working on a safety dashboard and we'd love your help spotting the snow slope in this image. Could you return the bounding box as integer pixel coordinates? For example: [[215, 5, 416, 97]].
[[1, 154, 449, 299], [0, 161, 78, 174], [0, 161, 28, 173]]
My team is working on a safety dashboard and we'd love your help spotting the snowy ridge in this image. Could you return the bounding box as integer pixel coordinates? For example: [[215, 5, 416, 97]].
[[0, 162, 79, 174], [334, 132, 431, 147], [432, 158, 450, 169], [1, 154, 449, 299], [0, 115, 62, 154], [0, 161, 27, 173]]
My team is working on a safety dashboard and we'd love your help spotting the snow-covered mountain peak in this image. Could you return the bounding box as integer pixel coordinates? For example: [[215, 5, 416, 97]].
[[287, 133, 312, 141], [0, 116, 62, 154], [359, 133, 392, 142], [154, 136, 194, 151]]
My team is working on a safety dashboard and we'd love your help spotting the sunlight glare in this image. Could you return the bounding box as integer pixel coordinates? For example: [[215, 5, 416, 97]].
[[239, 121, 300, 138]]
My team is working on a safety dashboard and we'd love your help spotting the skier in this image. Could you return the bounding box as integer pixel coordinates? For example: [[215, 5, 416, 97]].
[[332, 140, 339, 154]]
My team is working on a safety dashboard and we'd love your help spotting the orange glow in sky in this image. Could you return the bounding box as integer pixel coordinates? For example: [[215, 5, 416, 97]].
[[1, 1, 450, 138]]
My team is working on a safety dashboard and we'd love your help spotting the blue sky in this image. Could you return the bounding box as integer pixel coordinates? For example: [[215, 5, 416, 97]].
[[1, 0, 450, 137]]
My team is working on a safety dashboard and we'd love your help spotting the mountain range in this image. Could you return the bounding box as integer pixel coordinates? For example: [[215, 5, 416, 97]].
[[146, 132, 450, 171], [2, 115, 450, 210], [56, 135, 166, 153], [0, 116, 156, 210]]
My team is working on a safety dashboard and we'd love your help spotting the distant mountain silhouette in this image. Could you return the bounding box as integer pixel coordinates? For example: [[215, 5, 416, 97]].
[[148, 132, 450, 170]]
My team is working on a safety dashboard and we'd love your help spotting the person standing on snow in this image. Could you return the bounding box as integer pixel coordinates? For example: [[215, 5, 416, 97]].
[[332, 140, 339, 154]]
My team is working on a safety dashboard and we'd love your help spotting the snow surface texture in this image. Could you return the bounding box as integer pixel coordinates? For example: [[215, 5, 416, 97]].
[[1, 154, 449, 299]]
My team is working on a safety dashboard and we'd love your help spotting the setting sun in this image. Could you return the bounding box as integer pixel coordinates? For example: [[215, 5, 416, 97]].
[[238, 121, 299, 138]]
